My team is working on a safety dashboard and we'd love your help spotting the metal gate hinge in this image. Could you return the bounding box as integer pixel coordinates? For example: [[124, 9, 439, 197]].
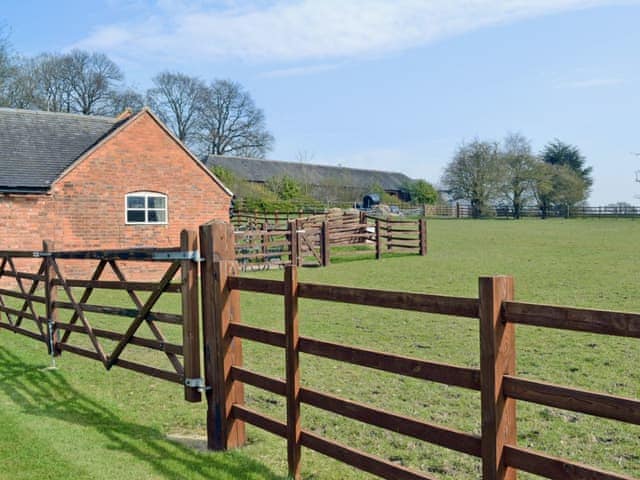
[[152, 250, 202, 262], [185, 377, 210, 392]]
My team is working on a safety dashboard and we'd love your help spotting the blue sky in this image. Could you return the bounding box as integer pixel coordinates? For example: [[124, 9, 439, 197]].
[[3, 0, 640, 204]]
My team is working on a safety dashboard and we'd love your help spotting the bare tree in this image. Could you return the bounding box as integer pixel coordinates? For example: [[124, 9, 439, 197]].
[[0, 25, 13, 103], [441, 139, 503, 218], [106, 87, 145, 116], [65, 50, 123, 114], [146, 71, 206, 144], [500, 132, 538, 219], [198, 79, 274, 158], [31, 53, 74, 112]]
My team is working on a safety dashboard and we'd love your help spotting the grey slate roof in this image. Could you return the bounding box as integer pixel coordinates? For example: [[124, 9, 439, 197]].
[[0, 108, 126, 192], [205, 155, 412, 191]]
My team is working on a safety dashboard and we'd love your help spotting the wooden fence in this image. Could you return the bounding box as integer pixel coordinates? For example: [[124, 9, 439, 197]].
[[202, 221, 640, 480], [0, 231, 202, 402], [1, 222, 638, 479], [234, 212, 427, 270]]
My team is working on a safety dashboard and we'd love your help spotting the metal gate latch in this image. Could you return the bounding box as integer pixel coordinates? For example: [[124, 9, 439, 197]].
[[185, 377, 209, 392]]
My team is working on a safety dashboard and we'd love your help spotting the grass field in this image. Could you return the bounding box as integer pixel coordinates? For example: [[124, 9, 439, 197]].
[[1, 218, 639, 479]]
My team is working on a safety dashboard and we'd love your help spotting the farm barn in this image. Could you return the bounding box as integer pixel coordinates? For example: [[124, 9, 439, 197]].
[[0, 107, 231, 253]]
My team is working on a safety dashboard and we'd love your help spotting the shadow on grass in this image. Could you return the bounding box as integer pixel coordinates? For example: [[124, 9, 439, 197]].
[[0, 346, 283, 480]]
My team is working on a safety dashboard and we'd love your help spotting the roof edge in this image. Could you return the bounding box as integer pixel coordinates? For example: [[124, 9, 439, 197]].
[[143, 109, 233, 197], [52, 108, 233, 198], [205, 154, 413, 178]]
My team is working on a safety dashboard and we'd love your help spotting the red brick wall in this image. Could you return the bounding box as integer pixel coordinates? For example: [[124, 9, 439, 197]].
[[0, 111, 230, 281]]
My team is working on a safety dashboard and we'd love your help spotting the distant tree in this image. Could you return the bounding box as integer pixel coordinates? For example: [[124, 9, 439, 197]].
[[65, 50, 123, 114], [541, 139, 593, 190], [210, 165, 237, 188], [441, 139, 503, 218], [368, 183, 397, 205], [4, 50, 124, 114], [1, 56, 39, 108], [404, 179, 439, 205], [106, 87, 144, 116], [266, 175, 303, 201], [0, 26, 13, 103], [198, 79, 274, 158], [29, 53, 73, 112], [499, 133, 538, 219], [533, 163, 587, 218], [146, 72, 206, 144]]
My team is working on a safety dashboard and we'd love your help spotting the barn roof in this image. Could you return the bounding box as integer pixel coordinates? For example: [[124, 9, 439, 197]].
[[205, 155, 413, 191], [0, 108, 127, 193]]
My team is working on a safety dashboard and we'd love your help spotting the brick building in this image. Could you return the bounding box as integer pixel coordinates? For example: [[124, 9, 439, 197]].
[[0, 107, 231, 254]]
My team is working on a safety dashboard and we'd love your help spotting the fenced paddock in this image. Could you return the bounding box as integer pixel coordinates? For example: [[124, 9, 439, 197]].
[[202, 221, 640, 480], [0, 219, 639, 479], [233, 211, 427, 270]]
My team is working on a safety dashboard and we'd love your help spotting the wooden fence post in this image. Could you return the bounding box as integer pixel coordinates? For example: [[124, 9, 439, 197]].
[[375, 218, 381, 260], [418, 219, 427, 256], [43, 240, 59, 356], [479, 276, 516, 480], [456, 202, 461, 218], [285, 265, 302, 479], [359, 211, 367, 244], [320, 220, 330, 267], [386, 218, 392, 251], [289, 220, 299, 267], [199, 221, 246, 450], [180, 230, 201, 403]]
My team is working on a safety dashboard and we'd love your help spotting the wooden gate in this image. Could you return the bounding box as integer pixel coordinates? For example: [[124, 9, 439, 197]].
[[0, 230, 202, 402]]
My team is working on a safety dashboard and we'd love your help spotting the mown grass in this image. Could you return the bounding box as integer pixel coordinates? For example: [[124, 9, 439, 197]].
[[1, 218, 639, 479]]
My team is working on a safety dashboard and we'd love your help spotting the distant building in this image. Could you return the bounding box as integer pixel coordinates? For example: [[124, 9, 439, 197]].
[[205, 155, 413, 203], [0, 108, 231, 253]]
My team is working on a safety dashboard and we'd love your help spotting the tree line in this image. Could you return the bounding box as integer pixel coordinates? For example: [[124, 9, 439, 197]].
[[0, 27, 273, 158], [441, 133, 593, 218]]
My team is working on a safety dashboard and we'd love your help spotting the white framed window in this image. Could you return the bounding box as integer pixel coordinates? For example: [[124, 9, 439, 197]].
[[125, 192, 168, 225]]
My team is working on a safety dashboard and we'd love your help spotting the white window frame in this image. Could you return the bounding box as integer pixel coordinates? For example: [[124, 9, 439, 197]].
[[125, 191, 168, 225]]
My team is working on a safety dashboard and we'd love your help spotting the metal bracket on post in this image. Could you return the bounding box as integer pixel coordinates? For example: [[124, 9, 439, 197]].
[[46, 319, 57, 370], [185, 377, 210, 392], [152, 250, 202, 262]]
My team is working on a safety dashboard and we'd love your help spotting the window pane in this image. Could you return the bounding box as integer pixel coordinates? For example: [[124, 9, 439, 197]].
[[127, 196, 145, 208], [127, 210, 145, 222], [147, 196, 166, 209], [147, 210, 166, 223]]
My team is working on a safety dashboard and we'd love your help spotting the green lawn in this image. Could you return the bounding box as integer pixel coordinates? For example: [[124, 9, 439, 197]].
[[1, 218, 639, 479]]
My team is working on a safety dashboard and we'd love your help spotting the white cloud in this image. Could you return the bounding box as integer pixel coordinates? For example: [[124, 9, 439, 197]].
[[260, 62, 342, 78], [554, 77, 626, 88], [74, 0, 638, 65]]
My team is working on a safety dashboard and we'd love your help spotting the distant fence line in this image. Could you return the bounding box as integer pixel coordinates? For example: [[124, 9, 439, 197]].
[[234, 211, 427, 270], [233, 203, 640, 222]]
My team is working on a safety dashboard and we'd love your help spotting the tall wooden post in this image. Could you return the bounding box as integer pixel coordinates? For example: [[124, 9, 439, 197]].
[[479, 276, 516, 480], [285, 266, 302, 479], [43, 240, 59, 356], [386, 218, 392, 251], [320, 220, 330, 267], [375, 218, 381, 260], [180, 230, 201, 403], [289, 220, 299, 267], [418, 218, 427, 256], [359, 211, 367, 245], [199, 221, 246, 450]]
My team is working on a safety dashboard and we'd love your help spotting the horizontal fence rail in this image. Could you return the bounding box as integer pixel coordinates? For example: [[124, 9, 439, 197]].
[[0, 231, 203, 403], [199, 221, 640, 480], [2, 221, 638, 480], [233, 211, 426, 270]]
